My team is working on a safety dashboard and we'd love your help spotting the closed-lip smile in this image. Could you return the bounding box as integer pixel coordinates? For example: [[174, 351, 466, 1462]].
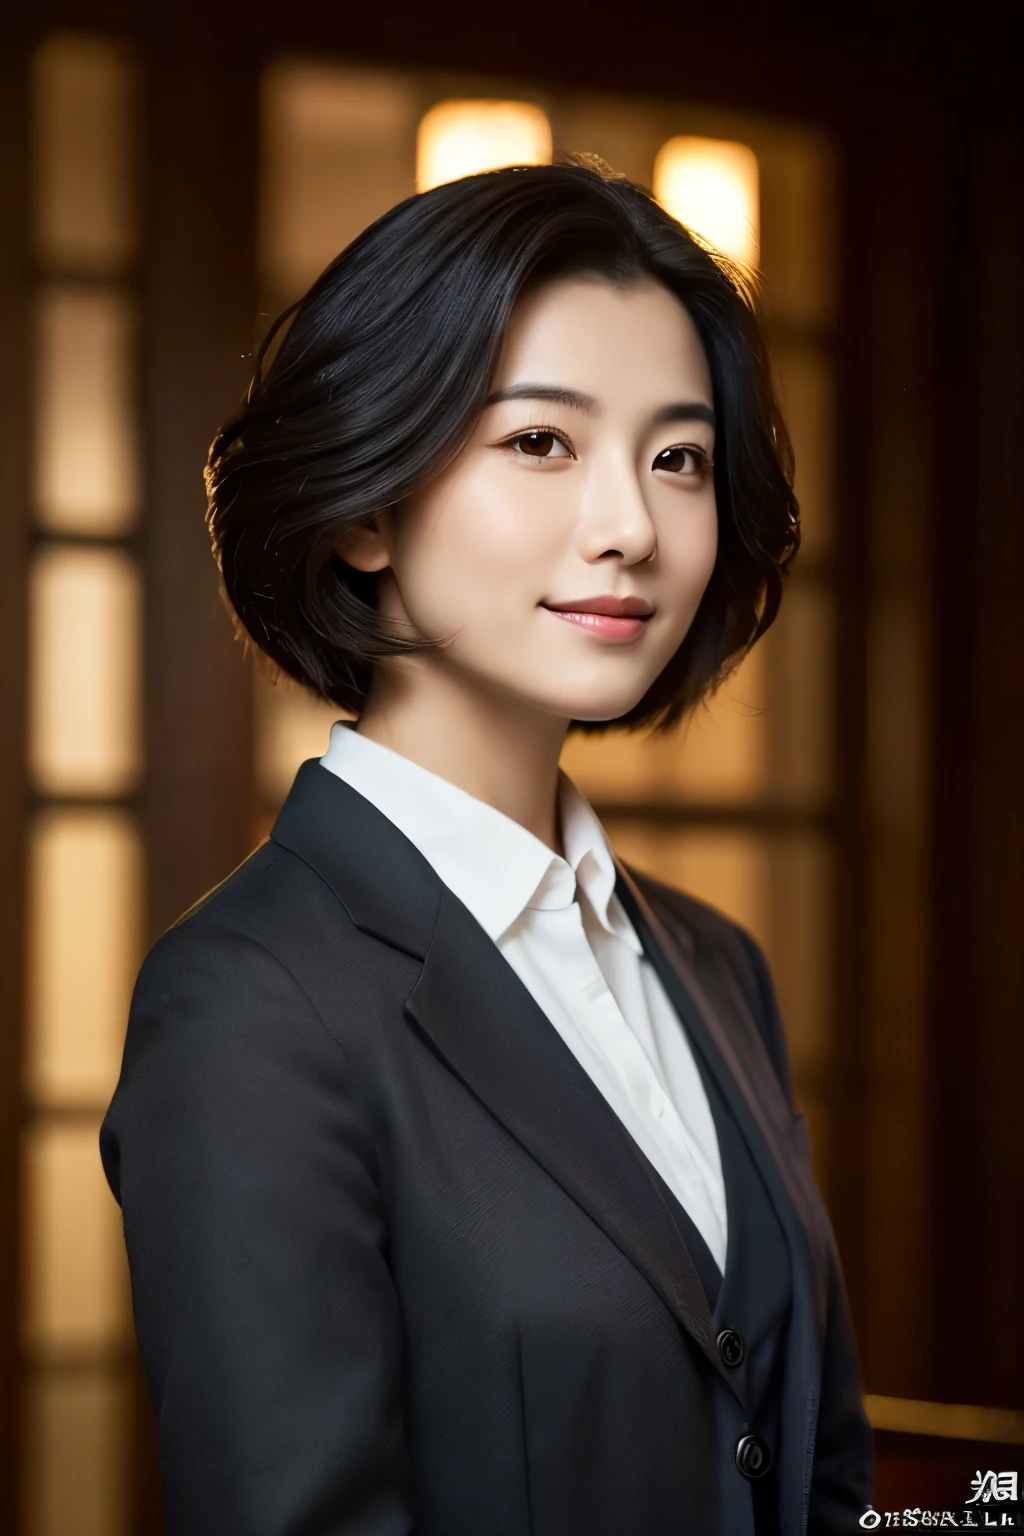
[[541, 594, 655, 642]]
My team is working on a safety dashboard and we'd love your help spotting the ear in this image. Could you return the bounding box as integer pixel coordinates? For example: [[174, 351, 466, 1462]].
[[333, 515, 391, 573]]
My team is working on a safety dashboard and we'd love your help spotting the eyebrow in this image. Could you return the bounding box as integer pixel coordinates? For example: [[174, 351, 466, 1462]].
[[483, 383, 716, 431], [484, 384, 595, 412]]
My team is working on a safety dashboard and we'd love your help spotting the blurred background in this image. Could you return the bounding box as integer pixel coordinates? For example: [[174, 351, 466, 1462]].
[[1, 2, 1021, 1531]]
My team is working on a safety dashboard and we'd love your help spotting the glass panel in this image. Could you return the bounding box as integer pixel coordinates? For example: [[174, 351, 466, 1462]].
[[261, 62, 417, 299], [22, 1119, 129, 1352], [607, 821, 771, 951], [26, 809, 142, 1108], [653, 136, 759, 265], [761, 576, 834, 808], [772, 339, 835, 563], [770, 830, 834, 1197], [34, 286, 139, 535], [32, 32, 138, 273], [417, 100, 552, 191], [29, 544, 141, 797], [756, 124, 837, 333], [764, 831, 833, 1087], [560, 641, 769, 805], [255, 672, 346, 807], [23, 1369, 127, 1536]]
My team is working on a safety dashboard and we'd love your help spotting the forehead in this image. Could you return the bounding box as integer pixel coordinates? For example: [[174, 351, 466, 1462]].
[[492, 275, 713, 403]]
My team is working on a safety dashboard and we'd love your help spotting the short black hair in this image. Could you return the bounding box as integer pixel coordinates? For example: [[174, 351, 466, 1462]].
[[206, 159, 799, 733]]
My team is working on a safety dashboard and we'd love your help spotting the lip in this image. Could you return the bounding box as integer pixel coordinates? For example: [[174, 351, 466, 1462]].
[[541, 594, 655, 643]]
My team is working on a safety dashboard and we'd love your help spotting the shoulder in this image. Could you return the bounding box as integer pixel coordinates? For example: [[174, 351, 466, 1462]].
[[623, 863, 795, 1107], [128, 833, 417, 1069], [107, 835, 401, 1161], [155, 828, 403, 981], [125, 850, 333, 1081], [132, 839, 328, 1016], [169, 835, 324, 939]]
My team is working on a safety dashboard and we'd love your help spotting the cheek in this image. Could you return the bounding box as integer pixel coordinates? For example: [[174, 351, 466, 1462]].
[[393, 467, 563, 626], [657, 497, 719, 619]]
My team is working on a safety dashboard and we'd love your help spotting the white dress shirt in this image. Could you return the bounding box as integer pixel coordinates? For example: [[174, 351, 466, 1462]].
[[320, 721, 728, 1271]]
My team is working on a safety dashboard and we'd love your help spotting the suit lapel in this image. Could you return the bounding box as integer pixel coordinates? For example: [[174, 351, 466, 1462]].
[[615, 862, 830, 1343], [405, 884, 720, 1367]]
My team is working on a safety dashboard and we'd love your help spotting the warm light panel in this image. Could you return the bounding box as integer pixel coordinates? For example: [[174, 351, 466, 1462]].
[[24, 1374, 126, 1536], [654, 136, 759, 266], [608, 822, 771, 951], [26, 809, 142, 1107], [255, 673, 346, 804], [34, 286, 139, 534], [261, 62, 416, 296], [417, 99, 551, 191], [22, 1120, 128, 1351], [29, 544, 141, 796], [32, 32, 137, 272]]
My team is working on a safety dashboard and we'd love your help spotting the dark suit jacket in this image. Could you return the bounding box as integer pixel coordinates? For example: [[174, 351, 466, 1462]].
[[100, 760, 873, 1535]]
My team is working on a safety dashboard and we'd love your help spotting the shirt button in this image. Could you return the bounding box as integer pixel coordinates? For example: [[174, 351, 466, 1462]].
[[716, 1328, 744, 1368], [735, 1435, 771, 1479]]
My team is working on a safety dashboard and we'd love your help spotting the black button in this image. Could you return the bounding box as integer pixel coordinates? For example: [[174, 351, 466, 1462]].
[[716, 1327, 744, 1368], [735, 1435, 771, 1479]]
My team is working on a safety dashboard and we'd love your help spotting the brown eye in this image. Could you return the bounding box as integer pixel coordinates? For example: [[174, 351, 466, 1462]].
[[654, 445, 711, 476], [511, 430, 570, 459]]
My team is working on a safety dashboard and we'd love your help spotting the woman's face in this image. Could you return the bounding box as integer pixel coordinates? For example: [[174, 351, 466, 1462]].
[[346, 274, 719, 725]]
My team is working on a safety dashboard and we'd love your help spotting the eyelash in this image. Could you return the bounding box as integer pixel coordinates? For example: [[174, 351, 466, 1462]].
[[498, 425, 715, 476]]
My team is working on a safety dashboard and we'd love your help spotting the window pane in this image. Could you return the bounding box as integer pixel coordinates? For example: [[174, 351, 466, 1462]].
[[764, 831, 834, 1087], [261, 62, 417, 298], [756, 125, 837, 332], [772, 339, 835, 563], [22, 1119, 128, 1352], [23, 1369, 127, 1536], [29, 545, 141, 797], [32, 32, 138, 272], [417, 100, 552, 191], [654, 136, 759, 266], [761, 576, 834, 809], [560, 642, 769, 805], [34, 286, 139, 534], [26, 809, 142, 1108], [608, 821, 772, 951], [255, 671, 346, 807]]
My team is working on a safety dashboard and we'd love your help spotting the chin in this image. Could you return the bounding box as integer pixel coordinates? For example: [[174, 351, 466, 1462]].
[[546, 685, 651, 724]]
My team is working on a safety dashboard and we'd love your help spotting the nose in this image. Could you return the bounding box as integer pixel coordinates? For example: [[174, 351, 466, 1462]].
[[573, 447, 657, 567]]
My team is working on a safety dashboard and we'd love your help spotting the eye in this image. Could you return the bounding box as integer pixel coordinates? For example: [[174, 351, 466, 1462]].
[[505, 429, 574, 460], [653, 444, 714, 476]]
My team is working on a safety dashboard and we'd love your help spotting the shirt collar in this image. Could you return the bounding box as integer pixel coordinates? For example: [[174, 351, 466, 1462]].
[[557, 772, 643, 953], [319, 722, 641, 952]]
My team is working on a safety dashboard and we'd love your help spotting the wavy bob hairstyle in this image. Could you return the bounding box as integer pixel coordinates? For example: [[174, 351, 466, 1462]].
[[206, 159, 799, 733]]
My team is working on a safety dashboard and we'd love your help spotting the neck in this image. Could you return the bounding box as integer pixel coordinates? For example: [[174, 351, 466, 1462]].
[[355, 657, 569, 853]]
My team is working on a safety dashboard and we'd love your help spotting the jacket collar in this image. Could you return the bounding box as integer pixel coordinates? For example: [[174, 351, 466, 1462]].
[[270, 758, 440, 959]]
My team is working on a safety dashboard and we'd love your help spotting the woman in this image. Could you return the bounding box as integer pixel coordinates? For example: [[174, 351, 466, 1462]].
[[100, 160, 873, 1535]]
